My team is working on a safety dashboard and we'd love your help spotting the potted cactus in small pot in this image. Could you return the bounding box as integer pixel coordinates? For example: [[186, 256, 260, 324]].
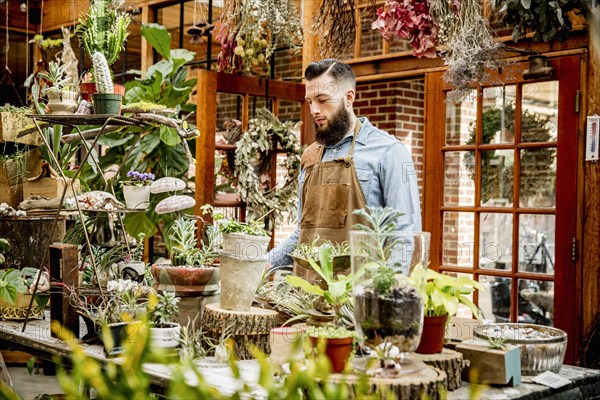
[[91, 51, 122, 115]]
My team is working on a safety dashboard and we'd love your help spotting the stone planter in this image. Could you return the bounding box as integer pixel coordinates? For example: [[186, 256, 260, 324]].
[[219, 251, 266, 311], [222, 232, 270, 259], [46, 88, 79, 115], [150, 264, 220, 296]]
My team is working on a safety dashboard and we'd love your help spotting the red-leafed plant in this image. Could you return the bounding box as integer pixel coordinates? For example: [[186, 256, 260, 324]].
[[371, 0, 439, 58]]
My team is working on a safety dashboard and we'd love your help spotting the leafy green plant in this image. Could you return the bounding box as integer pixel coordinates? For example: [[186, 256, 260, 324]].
[[148, 292, 180, 326], [203, 204, 270, 237], [407, 265, 483, 318], [37, 60, 69, 91], [291, 237, 350, 261], [307, 325, 356, 340], [81, 23, 198, 238], [0, 269, 27, 305], [0, 238, 11, 265], [167, 218, 218, 267], [286, 243, 355, 328]]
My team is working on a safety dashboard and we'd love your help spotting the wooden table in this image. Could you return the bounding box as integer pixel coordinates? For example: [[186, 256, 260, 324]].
[[1, 314, 599, 399]]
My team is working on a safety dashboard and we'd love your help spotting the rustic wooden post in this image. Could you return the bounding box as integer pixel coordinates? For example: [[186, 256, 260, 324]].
[[49, 243, 79, 339]]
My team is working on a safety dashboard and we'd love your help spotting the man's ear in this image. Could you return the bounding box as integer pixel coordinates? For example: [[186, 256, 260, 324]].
[[346, 88, 356, 105]]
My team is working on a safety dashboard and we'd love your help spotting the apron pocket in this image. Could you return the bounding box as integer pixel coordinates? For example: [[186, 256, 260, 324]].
[[301, 183, 349, 229]]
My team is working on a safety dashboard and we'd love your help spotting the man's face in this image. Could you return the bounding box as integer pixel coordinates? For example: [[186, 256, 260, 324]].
[[305, 73, 355, 146]]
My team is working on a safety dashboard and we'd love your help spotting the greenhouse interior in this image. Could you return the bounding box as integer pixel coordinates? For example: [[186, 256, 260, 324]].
[[0, 0, 600, 398]]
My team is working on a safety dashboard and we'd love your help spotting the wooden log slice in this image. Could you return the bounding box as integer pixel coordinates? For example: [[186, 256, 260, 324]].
[[330, 365, 447, 400], [202, 304, 280, 360], [412, 349, 465, 391]]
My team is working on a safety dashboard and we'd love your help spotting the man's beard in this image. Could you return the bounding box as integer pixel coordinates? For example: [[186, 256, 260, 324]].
[[315, 104, 352, 147]]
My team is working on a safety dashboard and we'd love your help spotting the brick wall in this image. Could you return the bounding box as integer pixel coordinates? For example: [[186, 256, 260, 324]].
[[354, 79, 425, 205]]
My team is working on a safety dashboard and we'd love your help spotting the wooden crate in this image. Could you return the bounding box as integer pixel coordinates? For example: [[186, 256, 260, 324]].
[[0, 112, 40, 146], [0, 148, 42, 186], [23, 177, 80, 200], [456, 341, 521, 386]]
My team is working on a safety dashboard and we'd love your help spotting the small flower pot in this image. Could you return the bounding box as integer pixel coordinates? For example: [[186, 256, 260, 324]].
[[117, 261, 146, 282], [309, 335, 354, 373], [46, 88, 79, 115], [222, 232, 270, 258], [269, 327, 304, 366], [150, 322, 181, 349], [80, 83, 126, 101], [416, 314, 449, 354], [123, 185, 150, 210], [92, 93, 123, 115]]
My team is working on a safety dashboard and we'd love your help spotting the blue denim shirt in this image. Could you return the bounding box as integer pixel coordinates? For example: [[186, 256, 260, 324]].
[[268, 117, 422, 267]]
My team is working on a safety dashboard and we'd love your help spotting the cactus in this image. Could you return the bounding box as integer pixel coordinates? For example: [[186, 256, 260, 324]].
[[91, 51, 113, 94]]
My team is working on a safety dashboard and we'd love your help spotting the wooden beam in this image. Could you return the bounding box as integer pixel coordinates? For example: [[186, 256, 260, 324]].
[[140, 5, 155, 74], [301, 0, 319, 76], [49, 243, 79, 339]]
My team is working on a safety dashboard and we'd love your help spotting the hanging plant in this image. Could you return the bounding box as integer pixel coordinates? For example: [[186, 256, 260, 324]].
[[493, 0, 589, 43], [234, 108, 301, 227], [216, 0, 302, 75]]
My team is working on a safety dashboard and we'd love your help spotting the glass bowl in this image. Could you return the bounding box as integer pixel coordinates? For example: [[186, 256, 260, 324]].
[[474, 323, 567, 375]]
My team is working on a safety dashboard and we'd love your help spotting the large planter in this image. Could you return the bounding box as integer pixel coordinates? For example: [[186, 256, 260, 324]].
[[93, 93, 122, 115], [150, 264, 220, 296], [219, 251, 266, 311], [0, 292, 46, 320], [122, 185, 150, 210], [222, 233, 270, 259], [416, 314, 449, 354], [150, 322, 181, 349], [46, 88, 79, 115], [309, 335, 354, 373], [351, 231, 430, 358]]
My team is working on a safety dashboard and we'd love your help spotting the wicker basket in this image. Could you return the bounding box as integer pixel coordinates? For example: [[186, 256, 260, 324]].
[[0, 292, 46, 320]]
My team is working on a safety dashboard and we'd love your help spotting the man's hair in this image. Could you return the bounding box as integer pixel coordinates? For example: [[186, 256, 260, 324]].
[[304, 59, 356, 89]]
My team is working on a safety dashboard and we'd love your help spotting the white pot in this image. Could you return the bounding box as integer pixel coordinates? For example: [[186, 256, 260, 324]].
[[46, 88, 79, 115], [219, 251, 266, 311], [222, 233, 270, 259], [123, 185, 150, 210], [150, 322, 181, 349], [117, 261, 146, 282]]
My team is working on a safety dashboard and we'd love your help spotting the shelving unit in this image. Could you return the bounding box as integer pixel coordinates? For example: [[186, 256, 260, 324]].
[[194, 70, 313, 245]]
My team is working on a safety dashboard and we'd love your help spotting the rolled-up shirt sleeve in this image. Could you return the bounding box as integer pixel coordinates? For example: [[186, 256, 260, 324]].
[[380, 142, 422, 232]]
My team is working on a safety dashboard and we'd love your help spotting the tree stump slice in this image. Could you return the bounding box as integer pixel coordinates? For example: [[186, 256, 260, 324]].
[[330, 365, 447, 400], [412, 349, 465, 390], [202, 303, 279, 360]]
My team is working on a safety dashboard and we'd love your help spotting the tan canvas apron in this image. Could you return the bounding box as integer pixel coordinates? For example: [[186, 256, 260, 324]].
[[299, 121, 367, 245]]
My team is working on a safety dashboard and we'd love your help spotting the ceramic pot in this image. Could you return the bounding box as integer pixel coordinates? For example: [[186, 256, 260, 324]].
[[222, 233, 270, 259], [117, 261, 146, 282], [92, 93, 122, 115], [269, 327, 304, 366], [100, 322, 130, 357], [150, 322, 181, 349], [46, 88, 79, 115], [150, 264, 220, 296], [122, 185, 150, 210], [309, 335, 354, 373], [219, 251, 266, 311], [416, 314, 449, 354]]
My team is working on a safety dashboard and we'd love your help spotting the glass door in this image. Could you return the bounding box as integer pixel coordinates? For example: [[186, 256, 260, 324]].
[[424, 55, 580, 363]]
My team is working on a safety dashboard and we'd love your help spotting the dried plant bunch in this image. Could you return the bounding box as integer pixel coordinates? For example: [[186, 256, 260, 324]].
[[313, 0, 357, 58]]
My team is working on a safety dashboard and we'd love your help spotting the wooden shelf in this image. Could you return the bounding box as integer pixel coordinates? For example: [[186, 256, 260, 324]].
[[215, 143, 237, 151], [213, 200, 245, 208]]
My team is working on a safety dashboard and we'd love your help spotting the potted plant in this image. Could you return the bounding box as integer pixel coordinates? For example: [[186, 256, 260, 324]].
[[121, 170, 155, 210], [151, 217, 220, 296], [76, 0, 130, 97], [117, 233, 147, 282], [210, 205, 271, 259], [91, 51, 122, 115], [148, 291, 181, 350], [290, 238, 351, 287], [350, 207, 429, 372], [408, 265, 482, 354], [36, 60, 79, 115], [286, 243, 356, 373]]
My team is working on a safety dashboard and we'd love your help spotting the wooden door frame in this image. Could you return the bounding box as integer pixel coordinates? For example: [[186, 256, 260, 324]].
[[423, 55, 582, 364]]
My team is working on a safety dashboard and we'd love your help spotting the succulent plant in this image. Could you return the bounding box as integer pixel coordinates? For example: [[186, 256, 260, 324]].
[[92, 51, 113, 94]]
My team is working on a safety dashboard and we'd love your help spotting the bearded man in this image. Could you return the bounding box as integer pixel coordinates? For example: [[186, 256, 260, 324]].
[[268, 59, 422, 268]]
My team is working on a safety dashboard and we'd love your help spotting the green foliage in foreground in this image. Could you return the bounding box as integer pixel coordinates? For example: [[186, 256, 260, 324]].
[[0, 318, 398, 399]]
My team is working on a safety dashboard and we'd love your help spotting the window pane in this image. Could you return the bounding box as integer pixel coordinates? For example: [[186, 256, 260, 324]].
[[480, 149, 514, 206], [522, 81, 558, 142], [518, 279, 554, 326], [482, 86, 516, 144], [479, 275, 511, 323], [445, 93, 477, 146], [442, 212, 475, 268], [444, 151, 475, 206], [479, 213, 512, 271], [216, 93, 244, 129], [518, 214, 555, 275], [519, 148, 556, 208], [360, 13, 382, 57]]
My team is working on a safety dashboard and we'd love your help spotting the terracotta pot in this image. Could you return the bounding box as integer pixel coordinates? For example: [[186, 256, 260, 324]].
[[416, 314, 448, 354], [310, 335, 354, 373], [150, 264, 220, 296], [79, 83, 126, 101]]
